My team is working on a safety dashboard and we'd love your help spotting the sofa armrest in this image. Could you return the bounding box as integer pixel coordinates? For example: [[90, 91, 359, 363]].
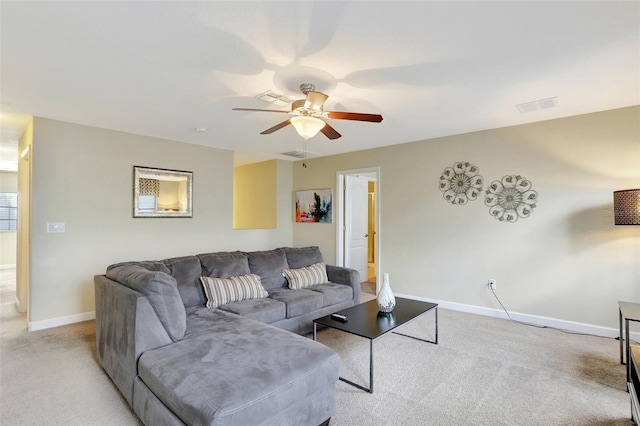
[[325, 265, 361, 305], [95, 275, 173, 405]]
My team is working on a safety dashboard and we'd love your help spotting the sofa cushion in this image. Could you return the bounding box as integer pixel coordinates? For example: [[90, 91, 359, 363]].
[[197, 251, 250, 279], [283, 262, 328, 289], [200, 274, 268, 309], [108, 260, 170, 274], [105, 263, 186, 342], [307, 283, 354, 307], [268, 288, 324, 318], [218, 298, 286, 324], [139, 310, 340, 426], [284, 246, 324, 269], [247, 248, 288, 290], [162, 256, 204, 308]]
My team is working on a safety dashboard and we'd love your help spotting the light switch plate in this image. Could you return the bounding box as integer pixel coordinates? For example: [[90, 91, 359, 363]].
[[46, 222, 65, 233]]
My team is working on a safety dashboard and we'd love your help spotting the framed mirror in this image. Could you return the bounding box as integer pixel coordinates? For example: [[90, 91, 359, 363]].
[[133, 166, 193, 218]]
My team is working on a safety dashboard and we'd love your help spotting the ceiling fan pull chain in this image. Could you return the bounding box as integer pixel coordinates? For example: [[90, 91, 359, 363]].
[[303, 141, 308, 168]]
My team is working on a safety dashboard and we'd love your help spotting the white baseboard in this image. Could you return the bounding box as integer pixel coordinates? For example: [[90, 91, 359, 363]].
[[0, 264, 16, 270], [22, 295, 640, 342], [28, 311, 95, 332], [395, 293, 640, 342]]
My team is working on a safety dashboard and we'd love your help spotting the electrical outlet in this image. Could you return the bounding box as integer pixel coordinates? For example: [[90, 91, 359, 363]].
[[488, 279, 497, 290]]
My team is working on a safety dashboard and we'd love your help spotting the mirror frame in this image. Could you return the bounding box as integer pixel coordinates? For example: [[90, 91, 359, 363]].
[[133, 166, 193, 218]]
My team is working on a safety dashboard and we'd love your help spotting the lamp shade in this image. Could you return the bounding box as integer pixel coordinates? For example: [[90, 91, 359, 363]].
[[614, 189, 640, 225], [290, 116, 325, 140]]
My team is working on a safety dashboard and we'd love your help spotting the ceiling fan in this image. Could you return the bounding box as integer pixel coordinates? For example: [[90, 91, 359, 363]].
[[232, 83, 383, 140]]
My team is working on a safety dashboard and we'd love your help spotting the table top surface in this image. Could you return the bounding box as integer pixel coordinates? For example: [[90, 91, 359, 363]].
[[314, 297, 437, 340], [619, 301, 640, 321]]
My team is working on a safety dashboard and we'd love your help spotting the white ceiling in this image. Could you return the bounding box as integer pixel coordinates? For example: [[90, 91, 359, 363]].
[[1, 1, 638, 171]]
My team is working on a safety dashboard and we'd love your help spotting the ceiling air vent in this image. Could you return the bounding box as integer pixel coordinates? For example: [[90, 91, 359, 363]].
[[256, 90, 292, 107], [281, 150, 321, 159], [516, 96, 559, 113]]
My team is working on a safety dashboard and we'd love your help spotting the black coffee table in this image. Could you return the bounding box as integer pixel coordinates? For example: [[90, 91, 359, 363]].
[[313, 297, 438, 393]]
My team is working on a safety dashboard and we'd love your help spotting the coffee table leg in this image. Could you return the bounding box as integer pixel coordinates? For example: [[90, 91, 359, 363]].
[[393, 306, 438, 345], [620, 307, 625, 365], [435, 306, 438, 344], [627, 319, 631, 383], [313, 322, 317, 341], [339, 338, 374, 393], [369, 339, 374, 393]]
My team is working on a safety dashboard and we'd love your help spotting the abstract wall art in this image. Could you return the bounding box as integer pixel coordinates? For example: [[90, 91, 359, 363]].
[[295, 189, 333, 223]]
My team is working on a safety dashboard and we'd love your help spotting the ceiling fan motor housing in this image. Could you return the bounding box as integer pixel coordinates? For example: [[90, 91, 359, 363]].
[[299, 83, 315, 94]]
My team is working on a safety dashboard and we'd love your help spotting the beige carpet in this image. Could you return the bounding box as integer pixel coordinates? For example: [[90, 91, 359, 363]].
[[0, 269, 632, 425], [0, 268, 140, 425]]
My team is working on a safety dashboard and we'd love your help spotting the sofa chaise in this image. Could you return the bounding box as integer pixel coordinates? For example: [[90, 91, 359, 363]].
[[94, 246, 360, 426]]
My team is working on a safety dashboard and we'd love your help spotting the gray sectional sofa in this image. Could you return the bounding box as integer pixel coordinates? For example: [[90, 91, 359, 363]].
[[94, 246, 360, 426]]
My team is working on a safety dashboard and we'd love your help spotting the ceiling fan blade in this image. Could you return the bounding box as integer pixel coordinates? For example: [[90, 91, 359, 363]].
[[260, 119, 291, 135], [305, 91, 328, 111], [320, 122, 342, 140], [233, 108, 290, 114], [325, 111, 383, 122]]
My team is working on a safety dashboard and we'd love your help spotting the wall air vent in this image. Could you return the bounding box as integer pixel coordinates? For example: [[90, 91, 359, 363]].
[[516, 96, 559, 113], [281, 150, 321, 159]]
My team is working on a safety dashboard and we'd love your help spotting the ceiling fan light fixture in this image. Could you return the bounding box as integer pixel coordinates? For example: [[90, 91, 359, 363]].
[[290, 116, 325, 140]]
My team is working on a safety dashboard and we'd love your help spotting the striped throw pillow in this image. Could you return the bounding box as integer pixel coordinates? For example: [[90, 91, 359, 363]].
[[200, 274, 268, 309], [282, 262, 328, 289]]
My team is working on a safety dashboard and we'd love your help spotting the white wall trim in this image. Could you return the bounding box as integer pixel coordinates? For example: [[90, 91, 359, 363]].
[[20, 295, 640, 340], [28, 311, 95, 332], [395, 293, 640, 341], [0, 264, 16, 270]]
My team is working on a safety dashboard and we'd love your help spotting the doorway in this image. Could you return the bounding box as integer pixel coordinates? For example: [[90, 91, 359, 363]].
[[367, 180, 376, 282], [336, 167, 380, 293]]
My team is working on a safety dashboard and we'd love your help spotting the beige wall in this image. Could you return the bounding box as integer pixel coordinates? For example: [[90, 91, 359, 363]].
[[293, 106, 640, 330], [0, 171, 17, 192], [0, 232, 17, 268], [0, 171, 18, 267], [28, 118, 293, 324], [233, 160, 277, 229], [23, 108, 639, 330]]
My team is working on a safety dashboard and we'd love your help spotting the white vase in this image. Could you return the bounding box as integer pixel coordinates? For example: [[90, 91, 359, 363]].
[[377, 272, 396, 313]]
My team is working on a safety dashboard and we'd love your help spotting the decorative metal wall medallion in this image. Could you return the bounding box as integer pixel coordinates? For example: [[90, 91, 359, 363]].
[[485, 175, 538, 222], [439, 162, 484, 205]]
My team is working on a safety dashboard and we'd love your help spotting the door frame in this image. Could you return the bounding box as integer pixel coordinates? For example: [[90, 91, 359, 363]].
[[336, 167, 381, 291]]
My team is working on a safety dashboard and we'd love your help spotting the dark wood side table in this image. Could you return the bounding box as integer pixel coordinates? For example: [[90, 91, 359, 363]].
[[619, 301, 640, 383]]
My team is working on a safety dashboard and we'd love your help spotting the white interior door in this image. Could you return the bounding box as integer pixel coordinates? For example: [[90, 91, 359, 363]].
[[344, 175, 369, 283]]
